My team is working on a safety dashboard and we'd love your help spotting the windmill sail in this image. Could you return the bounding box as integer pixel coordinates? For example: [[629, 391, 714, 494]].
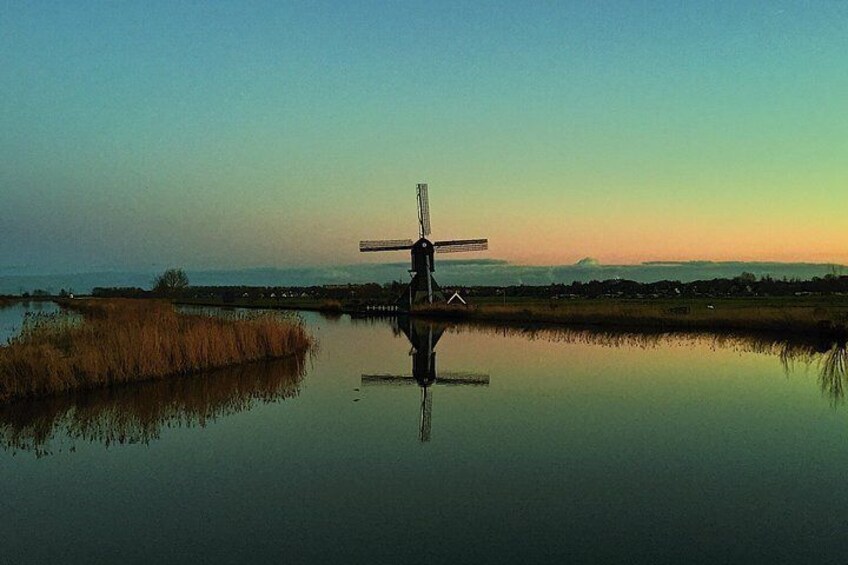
[[358, 183, 489, 308], [433, 239, 488, 253], [417, 183, 431, 237], [359, 239, 415, 252], [361, 372, 490, 386]]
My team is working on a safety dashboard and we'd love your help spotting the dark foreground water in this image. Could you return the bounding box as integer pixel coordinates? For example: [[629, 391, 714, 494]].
[[3, 309, 848, 564]]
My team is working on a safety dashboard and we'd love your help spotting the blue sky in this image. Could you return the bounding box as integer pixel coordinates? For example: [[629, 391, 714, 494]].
[[2, 1, 847, 274]]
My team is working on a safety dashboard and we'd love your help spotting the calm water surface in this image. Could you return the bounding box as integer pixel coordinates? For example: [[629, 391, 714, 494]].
[[3, 309, 848, 564], [0, 301, 59, 343]]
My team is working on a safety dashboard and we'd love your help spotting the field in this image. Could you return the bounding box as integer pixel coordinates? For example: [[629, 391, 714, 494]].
[[413, 295, 848, 337], [177, 295, 345, 313], [177, 293, 848, 337], [0, 299, 313, 403]]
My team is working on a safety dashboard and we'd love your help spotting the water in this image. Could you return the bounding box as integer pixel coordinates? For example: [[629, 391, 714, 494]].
[[0, 301, 59, 343], [3, 310, 848, 564]]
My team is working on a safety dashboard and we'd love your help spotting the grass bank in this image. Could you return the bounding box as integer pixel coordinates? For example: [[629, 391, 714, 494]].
[[412, 297, 848, 338], [0, 299, 313, 403], [176, 296, 344, 313]]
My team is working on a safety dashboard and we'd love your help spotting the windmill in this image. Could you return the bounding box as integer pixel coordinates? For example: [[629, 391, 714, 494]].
[[360, 183, 488, 309], [361, 318, 489, 442]]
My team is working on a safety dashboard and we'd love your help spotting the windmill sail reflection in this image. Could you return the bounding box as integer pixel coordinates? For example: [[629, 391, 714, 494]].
[[362, 318, 489, 442], [0, 355, 307, 456]]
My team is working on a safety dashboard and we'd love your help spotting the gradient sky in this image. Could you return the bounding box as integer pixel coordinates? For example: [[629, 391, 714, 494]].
[[2, 1, 847, 274]]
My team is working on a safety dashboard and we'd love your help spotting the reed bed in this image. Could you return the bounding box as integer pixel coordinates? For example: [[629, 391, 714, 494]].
[[0, 299, 313, 403]]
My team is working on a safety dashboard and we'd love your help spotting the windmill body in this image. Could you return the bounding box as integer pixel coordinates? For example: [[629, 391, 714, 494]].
[[360, 183, 488, 310], [408, 237, 442, 306]]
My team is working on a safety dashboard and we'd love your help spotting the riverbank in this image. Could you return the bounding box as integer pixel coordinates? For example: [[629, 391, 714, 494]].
[[412, 297, 848, 338], [175, 295, 848, 338], [177, 296, 344, 313], [0, 299, 313, 403]]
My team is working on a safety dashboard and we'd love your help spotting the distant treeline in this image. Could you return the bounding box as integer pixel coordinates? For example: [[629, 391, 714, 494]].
[[478, 273, 848, 300], [89, 273, 848, 302]]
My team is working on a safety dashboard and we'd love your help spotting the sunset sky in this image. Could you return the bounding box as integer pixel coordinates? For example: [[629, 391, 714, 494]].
[[2, 1, 847, 274]]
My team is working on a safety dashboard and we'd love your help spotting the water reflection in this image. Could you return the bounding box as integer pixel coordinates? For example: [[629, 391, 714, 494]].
[[7, 310, 848, 456], [0, 300, 60, 344], [362, 317, 489, 442], [0, 355, 307, 456], [441, 320, 848, 406]]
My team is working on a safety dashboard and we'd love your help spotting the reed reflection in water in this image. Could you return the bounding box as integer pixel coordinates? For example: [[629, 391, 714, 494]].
[[439, 319, 848, 406], [7, 313, 848, 455], [0, 354, 307, 456]]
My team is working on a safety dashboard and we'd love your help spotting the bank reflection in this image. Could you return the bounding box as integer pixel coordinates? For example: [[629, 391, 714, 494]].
[[0, 354, 307, 456], [443, 320, 848, 406], [362, 317, 489, 442]]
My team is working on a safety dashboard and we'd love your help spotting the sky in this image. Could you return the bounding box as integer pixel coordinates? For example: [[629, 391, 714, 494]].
[[2, 1, 847, 276]]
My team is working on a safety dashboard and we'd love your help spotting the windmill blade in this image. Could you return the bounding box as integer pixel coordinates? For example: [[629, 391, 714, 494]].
[[359, 239, 414, 252], [435, 372, 490, 385], [361, 373, 489, 386], [417, 183, 431, 237], [361, 374, 418, 385], [433, 238, 488, 253], [419, 387, 432, 442]]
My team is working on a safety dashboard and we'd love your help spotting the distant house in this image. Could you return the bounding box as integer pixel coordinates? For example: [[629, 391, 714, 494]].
[[447, 291, 467, 305]]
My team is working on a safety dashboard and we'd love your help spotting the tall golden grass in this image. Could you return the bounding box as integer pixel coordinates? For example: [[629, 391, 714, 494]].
[[0, 299, 313, 403]]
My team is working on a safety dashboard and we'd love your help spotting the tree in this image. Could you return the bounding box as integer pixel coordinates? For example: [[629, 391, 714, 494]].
[[737, 272, 757, 284], [153, 268, 189, 295]]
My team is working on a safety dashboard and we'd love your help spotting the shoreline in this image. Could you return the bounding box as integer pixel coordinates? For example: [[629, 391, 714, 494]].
[[0, 299, 314, 404], [174, 296, 848, 340]]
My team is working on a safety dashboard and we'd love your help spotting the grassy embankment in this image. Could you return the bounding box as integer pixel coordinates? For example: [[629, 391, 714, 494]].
[[177, 295, 343, 313], [177, 293, 848, 336], [0, 299, 313, 403], [413, 296, 848, 337]]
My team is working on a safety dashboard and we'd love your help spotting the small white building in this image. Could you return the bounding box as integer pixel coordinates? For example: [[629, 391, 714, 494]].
[[447, 291, 467, 305]]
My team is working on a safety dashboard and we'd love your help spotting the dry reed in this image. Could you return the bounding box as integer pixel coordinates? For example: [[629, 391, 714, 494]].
[[0, 299, 313, 403]]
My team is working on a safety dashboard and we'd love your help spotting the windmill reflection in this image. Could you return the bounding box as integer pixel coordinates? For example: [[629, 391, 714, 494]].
[[362, 318, 489, 442]]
